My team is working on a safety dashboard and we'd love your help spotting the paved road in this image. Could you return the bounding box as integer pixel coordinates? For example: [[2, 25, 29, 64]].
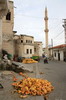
[[0, 60, 66, 100], [38, 59, 66, 100]]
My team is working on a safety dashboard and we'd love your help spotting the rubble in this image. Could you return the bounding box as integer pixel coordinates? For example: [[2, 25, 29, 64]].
[[12, 61, 34, 73], [0, 60, 34, 73], [0, 60, 12, 70], [0, 83, 3, 89]]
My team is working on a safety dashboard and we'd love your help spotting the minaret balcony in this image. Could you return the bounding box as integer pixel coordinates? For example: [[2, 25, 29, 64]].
[[44, 17, 48, 20], [44, 29, 49, 32]]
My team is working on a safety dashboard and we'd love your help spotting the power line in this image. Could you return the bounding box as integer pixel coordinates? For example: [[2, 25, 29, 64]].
[[53, 37, 64, 42], [49, 21, 62, 31], [53, 30, 64, 39], [14, 13, 63, 20]]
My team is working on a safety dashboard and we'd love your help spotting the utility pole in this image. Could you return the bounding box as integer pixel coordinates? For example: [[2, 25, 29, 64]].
[[63, 19, 66, 44], [62, 19, 66, 61], [51, 39, 53, 57]]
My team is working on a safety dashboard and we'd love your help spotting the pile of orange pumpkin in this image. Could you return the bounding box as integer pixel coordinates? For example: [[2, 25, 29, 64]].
[[12, 77, 54, 96], [22, 58, 38, 64]]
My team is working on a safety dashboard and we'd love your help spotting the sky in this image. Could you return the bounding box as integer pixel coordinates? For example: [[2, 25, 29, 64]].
[[13, 0, 66, 47]]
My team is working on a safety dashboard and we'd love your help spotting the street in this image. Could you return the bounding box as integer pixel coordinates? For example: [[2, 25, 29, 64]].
[[0, 60, 66, 100], [38, 59, 66, 100]]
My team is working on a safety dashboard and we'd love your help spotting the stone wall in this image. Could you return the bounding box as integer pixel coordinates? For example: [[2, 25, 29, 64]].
[[34, 42, 43, 56], [0, 19, 2, 52], [2, 1, 15, 56]]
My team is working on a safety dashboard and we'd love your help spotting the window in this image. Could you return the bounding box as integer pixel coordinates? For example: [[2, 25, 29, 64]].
[[21, 40, 23, 43], [30, 49, 32, 54], [34, 48, 36, 52], [6, 12, 11, 20], [26, 40, 32, 43], [26, 40, 28, 43], [31, 41, 32, 43], [26, 49, 29, 54]]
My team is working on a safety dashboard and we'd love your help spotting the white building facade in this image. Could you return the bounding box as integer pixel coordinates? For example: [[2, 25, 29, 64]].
[[53, 49, 64, 61], [51, 44, 66, 61]]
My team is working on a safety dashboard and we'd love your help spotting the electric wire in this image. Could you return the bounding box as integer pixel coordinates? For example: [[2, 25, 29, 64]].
[[53, 30, 64, 39]]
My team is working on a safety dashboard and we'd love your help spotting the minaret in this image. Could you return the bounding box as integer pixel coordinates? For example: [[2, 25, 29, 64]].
[[44, 7, 49, 57]]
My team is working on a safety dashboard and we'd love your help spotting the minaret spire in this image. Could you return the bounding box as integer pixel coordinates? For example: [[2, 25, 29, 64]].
[[44, 7, 49, 57], [45, 7, 48, 17]]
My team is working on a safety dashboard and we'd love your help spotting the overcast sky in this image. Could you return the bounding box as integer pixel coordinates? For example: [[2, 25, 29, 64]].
[[13, 0, 66, 47]]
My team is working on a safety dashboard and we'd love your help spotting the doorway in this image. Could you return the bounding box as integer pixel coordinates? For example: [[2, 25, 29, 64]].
[[64, 51, 66, 61], [58, 53, 60, 61]]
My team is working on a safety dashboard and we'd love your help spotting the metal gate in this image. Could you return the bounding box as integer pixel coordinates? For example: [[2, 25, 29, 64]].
[[64, 51, 66, 61]]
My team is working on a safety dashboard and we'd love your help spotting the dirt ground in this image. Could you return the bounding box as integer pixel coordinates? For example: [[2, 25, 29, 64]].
[[0, 63, 44, 100]]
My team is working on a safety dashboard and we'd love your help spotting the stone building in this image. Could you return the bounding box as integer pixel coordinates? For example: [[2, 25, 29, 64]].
[[1, 0, 43, 59], [14, 34, 34, 58], [34, 41, 43, 57], [0, 0, 8, 59], [2, 0, 15, 57]]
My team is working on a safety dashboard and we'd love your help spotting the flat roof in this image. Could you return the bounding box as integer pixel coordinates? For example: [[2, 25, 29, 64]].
[[14, 34, 34, 38], [34, 41, 42, 43], [20, 34, 34, 38], [9, 0, 13, 3]]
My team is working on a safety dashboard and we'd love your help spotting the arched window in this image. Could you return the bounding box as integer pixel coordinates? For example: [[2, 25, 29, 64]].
[[21, 40, 23, 43], [6, 12, 11, 20]]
